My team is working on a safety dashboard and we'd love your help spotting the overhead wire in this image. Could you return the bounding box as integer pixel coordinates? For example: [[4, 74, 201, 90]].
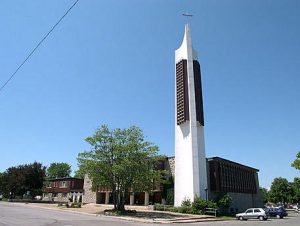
[[0, 0, 80, 93]]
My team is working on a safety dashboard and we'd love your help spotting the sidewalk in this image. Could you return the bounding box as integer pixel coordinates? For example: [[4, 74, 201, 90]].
[[19, 202, 225, 223]]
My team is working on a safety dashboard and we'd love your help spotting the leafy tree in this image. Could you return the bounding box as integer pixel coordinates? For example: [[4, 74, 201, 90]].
[[46, 162, 71, 179], [74, 169, 85, 179], [269, 177, 293, 204], [0, 172, 9, 197], [77, 125, 163, 211], [23, 162, 46, 197], [259, 187, 269, 204], [4, 162, 46, 198], [292, 177, 300, 203], [292, 151, 300, 171]]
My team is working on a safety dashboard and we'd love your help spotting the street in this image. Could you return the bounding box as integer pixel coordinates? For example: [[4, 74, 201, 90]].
[[1, 202, 300, 226], [0, 202, 141, 226]]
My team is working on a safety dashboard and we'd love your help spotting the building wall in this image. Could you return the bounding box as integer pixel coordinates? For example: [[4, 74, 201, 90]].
[[208, 157, 263, 212], [209, 191, 262, 213], [82, 174, 96, 204]]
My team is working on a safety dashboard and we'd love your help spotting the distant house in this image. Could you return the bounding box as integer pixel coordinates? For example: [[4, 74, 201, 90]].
[[43, 177, 84, 202]]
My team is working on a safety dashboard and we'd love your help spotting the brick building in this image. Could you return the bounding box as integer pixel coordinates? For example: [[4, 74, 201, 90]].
[[43, 177, 84, 203]]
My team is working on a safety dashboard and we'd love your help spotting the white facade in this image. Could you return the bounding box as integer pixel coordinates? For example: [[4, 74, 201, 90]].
[[174, 24, 208, 206]]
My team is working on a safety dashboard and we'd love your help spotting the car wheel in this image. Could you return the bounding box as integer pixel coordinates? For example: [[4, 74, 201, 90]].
[[239, 216, 243, 221], [276, 214, 280, 219], [259, 216, 264, 221]]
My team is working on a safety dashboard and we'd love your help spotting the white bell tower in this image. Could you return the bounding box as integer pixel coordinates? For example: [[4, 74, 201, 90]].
[[174, 24, 208, 207]]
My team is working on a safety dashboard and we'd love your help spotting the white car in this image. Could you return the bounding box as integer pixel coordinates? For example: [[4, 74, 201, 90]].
[[236, 208, 268, 221]]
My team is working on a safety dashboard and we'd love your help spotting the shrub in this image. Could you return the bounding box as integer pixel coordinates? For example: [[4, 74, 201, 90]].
[[191, 196, 217, 214], [154, 203, 165, 211], [181, 198, 192, 207], [216, 193, 232, 208], [169, 207, 179, 212], [178, 205, 193, 214], [166, 188, 174, 205]]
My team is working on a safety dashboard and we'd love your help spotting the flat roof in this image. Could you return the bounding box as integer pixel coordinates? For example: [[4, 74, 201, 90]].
[[207, 156, 259, 172]]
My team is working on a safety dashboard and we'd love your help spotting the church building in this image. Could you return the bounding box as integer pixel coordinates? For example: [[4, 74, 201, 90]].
[[82, 24, 263, 212]]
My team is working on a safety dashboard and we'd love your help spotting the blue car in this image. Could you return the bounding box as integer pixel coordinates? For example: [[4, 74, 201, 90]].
[[266, 207, 288, 219]]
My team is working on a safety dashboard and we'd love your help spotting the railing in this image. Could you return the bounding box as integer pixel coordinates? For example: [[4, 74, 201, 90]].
[[205, 208, 217, 217]]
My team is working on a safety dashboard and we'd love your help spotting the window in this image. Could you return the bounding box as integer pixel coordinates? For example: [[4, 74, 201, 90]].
[[254, 209, 261, 213], [246, 209, 253, 214], [60, 181, 67, 188]]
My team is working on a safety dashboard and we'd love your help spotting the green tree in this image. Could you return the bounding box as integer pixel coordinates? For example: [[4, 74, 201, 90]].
[[259, 187, 269, 204], [292, 177, 300, 203], [23, 162, 46, 197], [46, 162, 71, 179], [4, 162, 46, 198], [269, 177, 293, 204], [74, 169, 85, 179], [0, 172, 9, 197], [292, 151, 300, 171], [77, 125, 163, 211]]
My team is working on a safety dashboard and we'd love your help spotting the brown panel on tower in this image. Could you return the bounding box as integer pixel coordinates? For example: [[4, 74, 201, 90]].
[[176, 60, 189, 125], [193, 60, 205, 126]]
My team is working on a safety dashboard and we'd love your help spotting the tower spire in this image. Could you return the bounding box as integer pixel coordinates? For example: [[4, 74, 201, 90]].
[[174, 24, 207, 206]]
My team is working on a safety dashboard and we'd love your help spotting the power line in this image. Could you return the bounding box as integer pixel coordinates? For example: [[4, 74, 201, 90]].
[[0, 0, 80, 94]]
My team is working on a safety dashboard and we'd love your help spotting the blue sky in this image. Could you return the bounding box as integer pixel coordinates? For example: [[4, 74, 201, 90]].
[[0, 0, 299, 189]]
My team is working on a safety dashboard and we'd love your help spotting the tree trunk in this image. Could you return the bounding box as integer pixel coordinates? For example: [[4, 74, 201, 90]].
[[115, 190, 125, 211], [112, 188, 117, 210]]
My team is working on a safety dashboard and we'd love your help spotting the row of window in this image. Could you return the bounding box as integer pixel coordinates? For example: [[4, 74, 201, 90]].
[[48, 181, 73, 188], [219, 164, 257, 193], [209, 161, 258, 194]]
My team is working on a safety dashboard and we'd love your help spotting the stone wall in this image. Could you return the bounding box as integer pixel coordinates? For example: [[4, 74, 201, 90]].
[[82, 174, 96, 204], [166, 157, 175, 177]]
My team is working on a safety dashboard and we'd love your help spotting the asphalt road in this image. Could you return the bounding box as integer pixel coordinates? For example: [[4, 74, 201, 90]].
[[0, 202, 299, 226], [0, 202, 142, 226]]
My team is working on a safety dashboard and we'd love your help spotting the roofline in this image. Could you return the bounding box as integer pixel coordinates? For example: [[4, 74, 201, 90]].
[[207, 156, 259, 172], [47, 177, 83, 181]]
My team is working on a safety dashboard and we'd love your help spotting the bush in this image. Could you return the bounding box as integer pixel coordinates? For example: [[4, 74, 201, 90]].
[[154, 203, 165, 211], [216, 193, 232, 208], [166, 188, 174, 205], [154, 203, 173, 211], [181, 198, 192, 207], [168, 207, 179, 212], [154, 196, 218, 216], [191, 196, 217, 214], [178, 205, 193, 214]]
